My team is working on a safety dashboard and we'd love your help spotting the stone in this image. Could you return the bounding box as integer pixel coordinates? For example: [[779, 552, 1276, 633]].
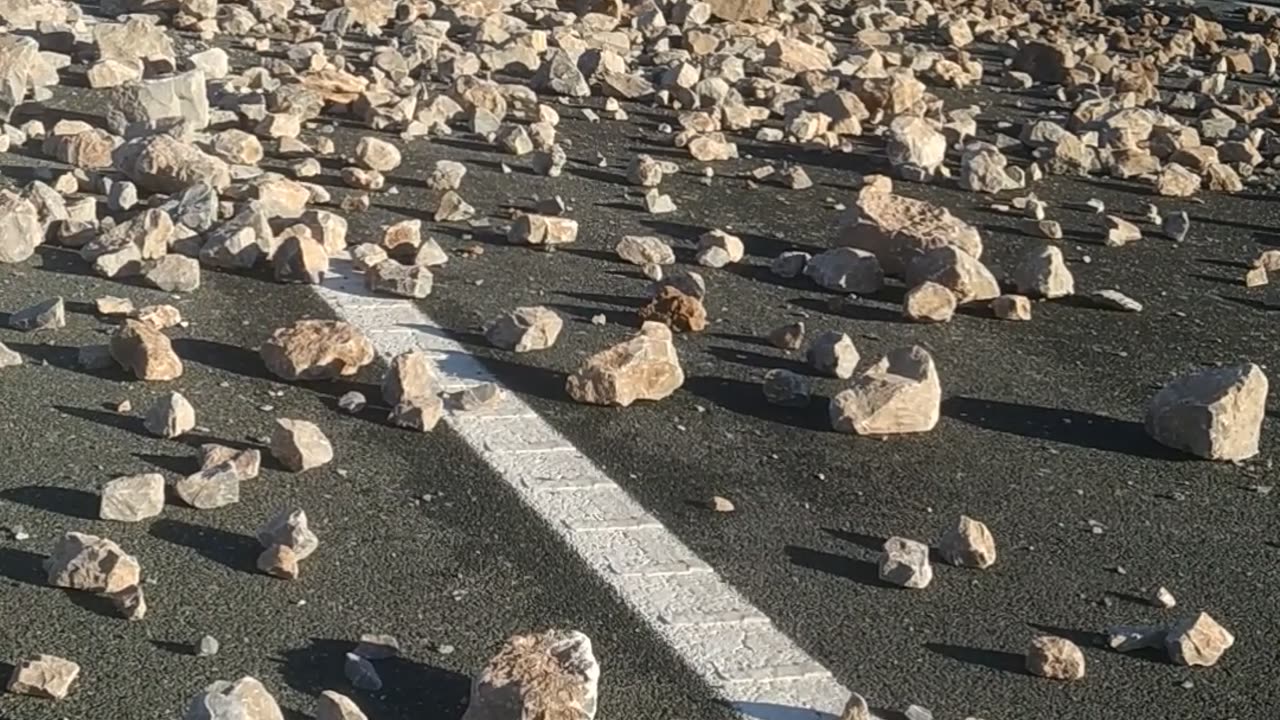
[[318, 691, 368, 720], [274, 231, 329, 285], [808, 332, 859, 379], [462, 630, 599, 720], [887, 116, 947, 178], [0, 341, 21, 368], [840, 693, 871, 720], [939, 516, 996, 569], [261, 320, 374, 381], [566, 323, 684, 407], [771, 251, 811, 279], [344, 653, 382, 691], [687, 133, 738, 162], [257, 508, 318, 561], [533, 49, 590, 98], [643, 189, 676, 214], [905, 247, 999, 304], [427, 161, 467, 191], [992, 294, 1032, 321], [198, 636, 220, 657], [184, 676, 284, 720], [830, 346, 941, 436], [1166, 613, 1234, 667], [382, 350, 434, 406], [838, 181, 983, 275], [45, 532, 140, 593], [257, 544, 299, 579], [435, 191, 476, 223], [695, 230, 745, 269], [354, 136, 401, 172], [144, 391, 196, 438], [1245, 267, 1268, 288], [768, 322, 805, 351], [93, 18, 174, 66], [804, 248, 884, 294], [1026, 636, 1086, 681], [616, 236, 674, 266], [133, 305, 182, 330], [1153, 586, 1177, 609], [1013, 40, 1077, 84], [638, 286, 707, 333], [9, 297, 65, 331], [337, 392, 366, 414], [115, 135, 230, 194], [388, 396, 445, 432], [111, 320, 183, 381], [1090, 290, 1143, 313], [1156, 165, 1201, 197], [1013, 245, 1074, 299], [142, 255, 200, 294], [763, 369, 810, 407], [367, 260, 432, 299], [1162, 211, 1190, 242], [6, 655, 80, 700], [210, 129, 263, 165], [706, 0, 769, 21], [877, 537, 933, 589], [508, 215, 578, 247], [0, 35, 39, 122], [486, 307, 563, 352], [627, 155, 666, 187], [110, 584, 147, 621], [111, 70, 210, 134], [201, 445, 261, 481], [1145, 363, 1266, 461], [904, 281, 957, 323], [1106, 216, 1142, 247], [960, 143, 1020, 193], [0, 191, 41, 263], [265, 419, 329, 474], [176, 463, 241, 510], [353, 634, 400, 660]]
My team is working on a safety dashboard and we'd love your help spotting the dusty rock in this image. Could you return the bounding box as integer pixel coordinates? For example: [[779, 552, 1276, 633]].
[[257, 544, 299, 579], [0, 191, 41, 263], [1105, 216, 1142, 247], [695, 229, 745, 268], [354, 136, 401, 172], [1090, 290, 1143, 313], [1166, 612, 1234, 667], [566, 323, 684, 407], [939, 516, 996, 569], [615, 236, 674, 266], [508, 214, 578, 247], [144, 391, 196, 438], [257, 508, 318, 561], [992, 294, 1032, 321], [198, 445, 260, 482], [261, 320, 373, 381], [0, 35, 39, 122], [9, 297, 65, 331], [643, 188, 676, 214], [109, 584, 147, 621], [1162, 211, 1190, 242], [1013, 245, 1074, 299], [428, 160, 467, 191], [486, 307, 563, 353], [111, 320, 183, 381], [808, 332, 859, 379], [388, 395, 445, 432], [184, 676, 284, 720], [887, 116, 947, 179], [366, 260, 432, 298], [707, 0, 769, 21], [45, 532, 140, 593], [830, 346, 941, 436], [318, 691, 368, 720], [271, 418, 334, 472], [176, 463, 241, 510], [1245, 266, 1268, 288], [906, 247, 999, 304], [462, 630, 599, 720], [904, 281, 957, 323], [0, 341, 21, 368], [638, 286, 707, 333], [1155, 165, 1201, 197], [768, 322, 805, 351], [110, 70, 210, 134], [1145, 363, 1266, 461], [133, 304, 182, 330], [145, 255, 201, 293], [878, 537, 933, 589], [763, 369, 810, 407], [838, 180, 983, 275], [382, 350, 434, 407], [805, 248, 884, 294], [6, 655, 80, 700]]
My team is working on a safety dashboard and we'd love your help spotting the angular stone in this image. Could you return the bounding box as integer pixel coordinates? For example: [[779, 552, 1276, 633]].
[[1165, 612, 1234, 667], [939, 515, 996, 569], [838, 180, 983, 275], [257, 544, 299, 579], [508, 214, 578, 247], [257, 508, 318, 561], [94, 18, 174, 66], [695, 229, 745, 269], [904, 281, 957, 323], [198, 636, 220, 657], [45, 531, 140, 593], [366, 260, 432, 299], [1026, 636, 1086, 681], [274, 231, 329, 285], [354, 136, 401, 172], [353, 634, 400, 660], [210, 129, 263, 165], [0, 35, 39, 122], [840, 693, 871, 720], [109, 583, 147, 621], [771, 251, 811, 279], [0, 341, 21, 368], [201, 445, 262, 481], [462, 630, 599, 720], [261, 320, 373, 381], [706, 0, 769, 21], [887, 116, 946, 178], [807, 331, 859, 379], [110, 320, 184, 381], [144, 391, 196, 438], [960, 143, 1020, 193], [615, 235, 674, 266], [184, 676, 284, 720], [566, 323, 684, 407], [762, 369, 810, 407], [1145, 363, 1266, 461], [1105, 215, 1142, 247], [388, 396, 445, 432], [830, 346, 941, 436], [427, 160, 467, 191], [768, 321, 805, 351], [533, 49, 590, 98], [992, 294, 1032, 321], [382, 350, 434, 406], [877, 537, 933, 589], [146, 255, 201, 293], [486, 306, 563, 352], [638, 286, 707, 333], [804, 248, 884, 294], [1162, 211, 1190, 242], [1155, 164, 1201, 197], [318, 691, 368, 720], [906, 247, 999, 304], [175, 462, 241, 510], [1090, 289, 1143, 313], [9, 297, 65, 331], [115, 134, 230, 194], [1013, 245, 1074, 299], [271, 418, 333, 472], [0, 190, 40, 263], [110, 70, 209, 134], [6, 655, 80, 700]]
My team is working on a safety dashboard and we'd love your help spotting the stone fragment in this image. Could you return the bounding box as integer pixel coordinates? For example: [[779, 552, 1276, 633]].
[[706, 0, 769, 21], [1026, 636, 1086, 681], [201, 445, 261, 481], [210, 130, 263, 165], [45, 532, 140, 593], [508, 215, 578, 247], [840, 693, 871, 720], [109, 584, 147, 621], [115, 134, 230, 194], [805, 248, 884, 294], [462, 630, 599, 720], [274, 231, 329, 285], [615, 236, 674, 266], [903, 281, 957, 323], [261, 320, 373, 381], [0, 341, 21, 368], [183, 676, 284, 720], [427, 161, 467, 191], [318, 691, 368, 720], [1166, 612, 1234, 667], [110, 70, 210, 133], [938, 516, 996, 569], [0, 191, 41, 263], [1145, 363, 1266, 461], [1105, 216, 1142, 247], [695, 230, 745, 268], [877, 537, 933, 589], [886, 116, 947, 179], [257, 508, 318, 561], [257, 544, 299, 579], [381, 350, 434, 407], [960, 143, 1020, 193], [1013, 245, 1074, 298], [830, 346, 941, 436], [768, 322, 805, 351], [353, 634, 400, 660], [1090, 290, 1143, 312], [486, 307, 563, 352], [271, 419, 333, 472], [175, 463, 240, 510], [839, 181, 982, 274], [145, 255, 201, 293], [6, 655, 80, 700], [992, 294, 1032, 321], [1156, 165, 1201, 197], [388, 396, 444, 432], [366, 260, 432, 298], [344, 653, 382, 691], [354, 136, 401, 172], [566, 323, 684, 407], [771, 251, 811, 279], [763, 369, 810, 407], [337, 392, 366, 414], [1162, 211, 1190, 242], [638, 286, 707, 333], [906, 247, 999, 304], [198, 636, 220, 657], [1153, 586, 1177, 609], [143, 391, 196, 439], [111, 320, 183, 381], [9, 297, 65, 331], [807, 332, 859, 379]]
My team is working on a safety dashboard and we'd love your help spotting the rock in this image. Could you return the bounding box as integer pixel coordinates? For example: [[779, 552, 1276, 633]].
[[367, 260, 432, 298], [877, 537, 933, 589], [354, 136, 401, 172], [838, 180, 982, 275], [839, 693, 871, 720], [273, 231, 329, 285], [462, 630, 599, 720], [9, 297, 65, 331], [486, 307, 563, 353], [146, 255, 201, 293], [184, 676, 284, 720], [0, 341, 21, 368], [508, 214, 578, 247], [0, 35, 39, 122], [110, 584, 147, 621], [768, 322, 805, 351], [1165, 612, 1234, 667], [706, 0, 769, 21], [115, 134, 230, 194], [763, 369, 810, 407], [353, 634, 400, 660], [992, 294, 1032, 321], [201, 445, 261, 481], [1013, 40, 1077, 84], [261, 320, 374, 381], [807, 332, 859, 379], [337, 392, 366, 414], [45, 532, 140, 593], [1107, 625, 1166, 653], [6, 655, 80, 700], [210, 129, 263, 165], [271, 419, 333, 472], [257, 508, 318, 561], [0, 190, 41, 263], [830, 346, 941, 436], [144, 391, 196, 438], [638, 286, 707, 333], [771, 251, 811, 279], [318, 691, 368, 720], [427, 160, 467, 191], [533, 49, 590, 97], [1090, 290, 1143, 312], [905, 247, 999, 304], [643, 188, 676, 214], [566, 323, 684, 407], [615, 236, 674, 266], [887, 116, 947, 179], [100, 473, 165, 523], [344, 653, 382, 691], [1162, 211, 1190, 242], [1013, 245, 1074, 299], [960, 143, 1020, 193], [388, 396, 445, 432], [804, 248, 884, 294], [198, 636, 220, 657], [1026, 636, 1086, 681], [382, 350, 434, 406], [1155, 165, 1201, 197], [938, 516, 996, 569], [1153, 586, 1177, 609], [695, 229, 745, 268], [1145, 363, 1266, 461], [111, 320, 184, 381], [133, 305, 182, 330], [176, 463, 241, 510], [257, 544, 299, 579], [1105, 216, 1142, 247], [904, 281, 957, 323], [110, 70, 210, 134], [1245, 266, 1268, 288], [687, 133, 738, 162]]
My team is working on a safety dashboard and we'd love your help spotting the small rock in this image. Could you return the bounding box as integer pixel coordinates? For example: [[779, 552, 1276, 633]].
[[257, 508, 319, 561], [805, 248, 884, 294], [830, 346, 941, 435], [1165, 612, 1234, 667], [903, 281, 957, 323], [338, 391, 367, 414], [175, 462, 241, 510], [184, 676, 283, 720], [197, 635, 220, 657], [144, 391, 196, 438], [939, 515, 997, 569], [709, 496, 735, 513], [111, 320, 183, 381], [100, 473, 165, 522], [344, 652, 382, 691], [486, 307, 563, 352], [354, 634, 400, 661], [1153, 587, 1177, 609], [271, 418, 334, 472], [6, 655, 80, 700], [1026, 636, 1086, 680], [768, 321, 805, 351], [318, 691, 368, 720], [45, 532, 140, 593], [695, 229, 745, 268], [762, 369, 810, 407], [1107, 625, 1166, 653], [1013, 245, 1074, 298], [257, 543, 299, 579], [639, 287, 707, 333], [839, 693, 871, 720], [9, 297, 65, 331], [1162, 211, 1190, 242], [878, 536, 933, 589], [992, 294, 1032, 321], [615, 236, 675, 266], [1090, 290, 1143, 312], [354, 137, 401, 173], [1105, 215, 1142, 247]]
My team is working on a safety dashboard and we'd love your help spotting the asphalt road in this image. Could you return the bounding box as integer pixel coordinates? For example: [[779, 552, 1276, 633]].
[[3, 5, 1280, 720]]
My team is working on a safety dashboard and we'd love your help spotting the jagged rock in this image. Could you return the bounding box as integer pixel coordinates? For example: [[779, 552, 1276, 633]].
[[638, 286, 707, 332], [1105, 216, 1142, 247], [508, 214, 578, 247], [1155, 165, 1201, 197], [887, 116, 946, 179], [9, 297, 65, 331], [427, 160, 467, 191], [877, 537, 933, 589], [840, 693, 871, 720], [114, 134, 230, 194], [210, 129, 263, 165], [1026, 636, 1086, 681], [960, 143, 1020, 193], [271, 419, 333, 472], [566, 323, 683, 407], [257, 544, 299, 579], [939, 516, 996, 569], [486, 307, 563, 353], [1145, 363, 1266, 461], [382, 350, 434, 406], [274, 231, 329, 285], [201, 444, 262, 481], [533, 49, 590, 97], [627, 155, 667, 187], [6, 655, 80, 700], [0, 341, 21, 368], [183, 676, 284, 720], [176, 462, 240, 510], [763, 369, 810, 407], [830, 346, 941, 436], [1013, 245, 1074, 299], [110, 70, 209, 134], [261, 320, 373, 381], [1090, 289, 1143, 312], [110, 320, 184, 381], [93, 18, 174, 66], [462, 630, 599, 720], [807, 331, 859, 379], [0, 190, 41, 263], [0, 35, 39, 122], [257, 508, 318, 561], [903, 281, 956, 323], [707, 0, 769, 21], [353, 634, 400, 660], [838, 179, 982, 275], [992, 294, 1032, 321], [905, 247, 999, 303], [144, 391, 196, 438], [354, 136, 401, 172], [45, 532, 140, 593], [768, 322, 805, 351], [109, 584, 146, 621], [388, 396, 445, 432], [615, 236, 674, 266], [804, 248, 884, 294], [1153, 587, 1177, 609], [771, 251, 811, 279], [145, 255, 201, 292], [1165, 612, 1234, 667], [366, 260, 432, 298], [318, 691, 369, 720], [695, 230, 745, 268], [1162, 211, 1190, 242], [100, 473, 165, 522]]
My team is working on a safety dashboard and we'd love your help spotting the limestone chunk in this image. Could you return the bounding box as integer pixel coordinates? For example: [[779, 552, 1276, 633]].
[[938, 516, 996, 569], [903, 281, 957, 323], [6, 655, 80, 700], [462, 630, 599, 720], [1026, 636, 1086, 681], [1013, 245, 1074, 299], [1145, 363, 1266, 461], [45, 532, 140, 593], [110, 320, 183, 381], [1165, 612, 1234, 667], [838, 180, 982, 275], [144, 391, 196, 438], [877, 537, 933, 589], [992, 294, 1032, 321], [176, 462, 241, 510], [487, 307, 563, 353], [829, 346, 941, 436], [807, 332, 859, 379], [260, 320, 373, 381], [566, 323, 683, 407]]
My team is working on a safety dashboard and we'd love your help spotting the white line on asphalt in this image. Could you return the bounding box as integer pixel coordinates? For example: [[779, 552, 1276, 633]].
[[315, 260, 852, 720]]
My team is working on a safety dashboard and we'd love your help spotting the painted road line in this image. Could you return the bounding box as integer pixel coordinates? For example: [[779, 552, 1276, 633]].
[[316, 259, 851, 720]]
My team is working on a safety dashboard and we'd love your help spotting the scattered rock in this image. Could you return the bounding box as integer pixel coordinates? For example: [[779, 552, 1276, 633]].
[[905, 247, 999, 304], [878, 537, 933, 589], [1145, 363, 1266, 461], [805, 248, 884, 294], [1026, 636, 1086, 681], [100, 473, 165, 522], [1166, 612, 1234, 667], [9, 297, 65, 331], [6, 655, 80, 700], [763, 369, 810, 407], [183, 676, 284, 720], [201, 445, 261, 481], [508, 214, 578, 247], [1090, 290, 1143, 312], [992, 294, 1032, 321], [261, 320, 374, 381], [1105, 216, 1142, 247], [638, 286, 707, 333], [354, 136, 401, 172], [1162, 211, 1190, 242], [271, 418, 334, 472], [111, 320, 184, 381], [768, 322, 805, 351], [486, 307, 563, 353], [839, 693, 871, 720], [615, 235, 674, 266], [830, 346, 941, 436], [938, 516, 996, 569], [1013, 245, 1074, 298], [1153, 586, 1177, 609], [354, 634, 400, 660], [839, 179, 983, 275], [566, 323, 684, 407], [257, 544, 299, 580], [45, 532, 140, 593], [257, 508, 319, 561], [318, 691, 368, 720], [807, 332, 859, 379], [1107, 625, 1166, 653], [175, 462, 241, 510], [344, 653, 382, 691], [903, 281, 957, 323], [144, 391, 196, 438], [198, 636, 220, 658], [462, 630, 599, 720]]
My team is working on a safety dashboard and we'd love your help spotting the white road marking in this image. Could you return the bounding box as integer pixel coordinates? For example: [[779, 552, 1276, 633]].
[[316, 260, 850, 720]]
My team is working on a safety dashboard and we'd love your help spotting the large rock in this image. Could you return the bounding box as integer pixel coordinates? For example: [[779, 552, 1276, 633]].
[[1145, 363, 1266, 461], [45, 532, 140, 593], [462, 630, 599, 720], [260, 320, 374, 381], [0, 35, 39, 122], [1165, 612, 1234, 667], [1012, 245, 1074, 299], [706, 0, 770, 21], [638, 286, 707, 333], [886, 116, 947, 179], [175, 463, 241, 510], [1026, 636, 1085, 680], [565, 323, 684, 407], [829, 346, 941, 436], [486, 307, 563, 352], [6, 655, 81, 700], [838, 179, 983, 275], [114, 135, 230, 194], [804, 248, 884, 294], [938, 515, 996, 569], [271, 418, 334, 472], [381, 350, 434, 406], [184, 676, 284, 720], [0, 190, 41, 263], [110, 70, 210, 134], [905, 246, 999, 303], [110, 320, 184, 381]]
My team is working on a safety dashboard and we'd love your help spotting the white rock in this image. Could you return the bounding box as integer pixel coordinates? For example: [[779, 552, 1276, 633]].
[[830, 346, 941, 436], [1145, 363, 1266, 461], [100, 473, 165, 522], [877, 536, 933, 589], [462, 630, 599, 720]]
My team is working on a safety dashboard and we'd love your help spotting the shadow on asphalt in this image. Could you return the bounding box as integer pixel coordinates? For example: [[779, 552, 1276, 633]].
[[148, 518, 259, 574], [0, 547, 46, 586], [172, 338, 279, 383], [783, 545, 896, 589], [277, 638, 468, 720], [685, 376, 830, 432], [0, 485, 99, 520], [923, 642, 1031, 676], [63, 587, 118, 618]]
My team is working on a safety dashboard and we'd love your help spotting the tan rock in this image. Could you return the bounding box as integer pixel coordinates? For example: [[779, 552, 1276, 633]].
[[110, 320, 183, 381], [100, 473, 165, 522], [354, 136, 401, 172], [939, 515, 996, 569], [175, 462, 240, 509], [271, 418, 334, 472], [201, 444, 262, 481], [184, 676, 285, 720], [1165, 612, 1234, 667], [144, 391, 196, 438], [1027, 636, 1086, 680], [878, 536, 933, 589], [318, 691, 369, 720], [615, 235, 674, 266], [6, 655, 80, 700], [486, 306, 563, 352], [905, 247, 999, 303], [992, 294, 1032, 321], [638, 286, 707, 333], [768, 321, 805, 351], [1145, 363, 1266, 461], [903, 281, 957, 323], [260, 320, 374, 381], [838, 180, 983, 275], [807, 331, 859, 379], [1013, 245, 1074, 299], [804, 248, 884, 294], [695, 229, 744, 268], [381, 350, 434, 406], [839, 693, 871, 720], [508, 214, 578, 247], [706, 0, 769, 21], [1105, 215, 1142, 247], [462, 630, 599, 720], [829, 346, 941, 436], [566, 323, 684, 407], [45, 532, 140, 593], [1155, 164, 1201, 197]]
